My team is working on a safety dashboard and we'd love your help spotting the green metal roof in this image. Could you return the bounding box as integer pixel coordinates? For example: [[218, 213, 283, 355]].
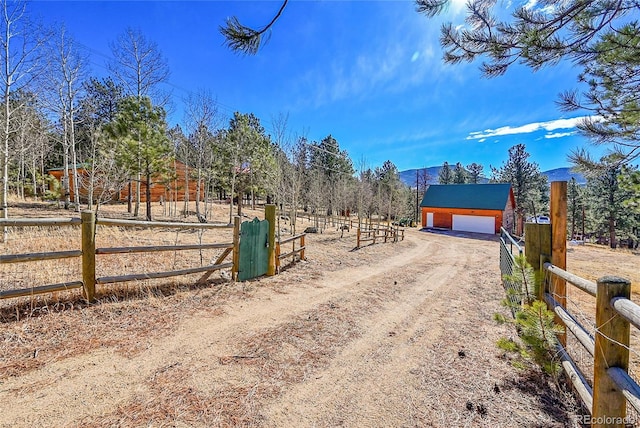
[[419, 183, 513, 210]]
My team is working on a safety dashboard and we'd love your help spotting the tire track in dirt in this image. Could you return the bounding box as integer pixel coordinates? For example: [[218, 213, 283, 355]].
[[262, 236, 472, 427]]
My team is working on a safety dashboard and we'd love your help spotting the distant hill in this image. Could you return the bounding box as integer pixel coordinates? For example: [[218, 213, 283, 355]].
[[398, 167, 488, 186], [543, 167, 586, 184], [398, 167, 441, 186], [399, 166, 586, 187]]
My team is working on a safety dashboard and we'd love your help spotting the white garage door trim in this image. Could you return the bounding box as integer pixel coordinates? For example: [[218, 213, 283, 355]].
[[452, 214, 495, 234]]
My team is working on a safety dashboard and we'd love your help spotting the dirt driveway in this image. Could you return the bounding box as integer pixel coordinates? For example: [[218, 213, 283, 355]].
[[0, 227, 581, 427]]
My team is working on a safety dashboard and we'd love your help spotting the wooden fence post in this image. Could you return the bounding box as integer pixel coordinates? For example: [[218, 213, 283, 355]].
[[551, 181, 568, 346], [275, 242, 281, 273], [232, 216, 240, 280], [357, 228, 361, 248], [266, 204, 276, 276], [524, 222, 551, 302], [592, 276, 631, 427], [81, 211, 96, 302], [300, 234, 306, 260]]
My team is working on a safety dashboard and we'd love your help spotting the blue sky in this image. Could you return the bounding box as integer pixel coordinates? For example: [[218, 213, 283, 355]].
[[31, 0, 604, 173]]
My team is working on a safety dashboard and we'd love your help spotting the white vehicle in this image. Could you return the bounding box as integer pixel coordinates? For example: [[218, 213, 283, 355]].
[[526, 215, 550, 224]]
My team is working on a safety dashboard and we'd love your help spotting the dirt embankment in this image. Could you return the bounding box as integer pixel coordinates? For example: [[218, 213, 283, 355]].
[[0, 224, 583, 427]]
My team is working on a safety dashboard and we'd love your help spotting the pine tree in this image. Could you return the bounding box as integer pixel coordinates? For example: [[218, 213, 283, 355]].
[[503, 254, 536, 307], [438, 161, 452, 184], [491, 144, 547, 228], [578, 155, 637, 248], [221, 112, 276, 221], [466, 163, 484, 184], [106, 96, 172, 221], [559, 23, 640, 164], [453, 162, 467, 184], [620, 166, 640, 214], [499, 255, 562, 374]]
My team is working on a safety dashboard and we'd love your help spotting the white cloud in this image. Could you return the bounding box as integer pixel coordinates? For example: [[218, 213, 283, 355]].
[[466, 116, 600, 140], [524, 0, 538, 10], [545, 132, 575, 139], [411, 51, 420, 62]]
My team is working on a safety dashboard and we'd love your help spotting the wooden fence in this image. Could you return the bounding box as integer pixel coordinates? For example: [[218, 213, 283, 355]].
[[275, 233, 306, 273], [0, 212, 239, 302], [0, 217, 84, 299], [356, 225, 405, 248], [542, 263, 639, 426], [513, 182, 638, 426]]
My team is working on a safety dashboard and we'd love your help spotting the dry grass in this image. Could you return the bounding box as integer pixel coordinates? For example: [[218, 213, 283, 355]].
[[567, 243, 640, 293], [0, 279, 233, 378]]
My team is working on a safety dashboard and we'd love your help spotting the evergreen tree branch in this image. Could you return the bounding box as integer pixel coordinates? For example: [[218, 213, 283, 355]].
[[220, 0, 289, 55]]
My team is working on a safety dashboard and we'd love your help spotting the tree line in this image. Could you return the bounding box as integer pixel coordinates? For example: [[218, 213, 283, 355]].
[[0, 0, 422, 231]]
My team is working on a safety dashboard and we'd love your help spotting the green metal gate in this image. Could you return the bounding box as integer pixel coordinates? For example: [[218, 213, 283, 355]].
[[238, 217, 270, 281]]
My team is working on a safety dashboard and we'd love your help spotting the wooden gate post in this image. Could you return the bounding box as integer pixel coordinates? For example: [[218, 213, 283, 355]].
[[232, 216, 240, 280], [550, 181, 568, 346], [265, 204, 276, 276], [81, 211, 96, 302], [592, 276, 631, 427]]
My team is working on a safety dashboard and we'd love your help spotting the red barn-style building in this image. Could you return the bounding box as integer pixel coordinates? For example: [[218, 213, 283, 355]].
[[420, 183, 515, 234]]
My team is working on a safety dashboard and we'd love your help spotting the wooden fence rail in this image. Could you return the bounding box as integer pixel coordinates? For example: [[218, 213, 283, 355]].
[[356, 226, 404, 248], [0, 217, 83, 300], [275, 233, 305, 272], [91, 212, 237, 300], [0, 212, 239, 303], [542, 262, 639, 426]]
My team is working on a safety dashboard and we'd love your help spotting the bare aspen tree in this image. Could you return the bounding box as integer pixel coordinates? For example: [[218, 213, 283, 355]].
[[17, 106, 41, 198], [289, 135, 308, 234], [45, 26, 88, 211], [356, 158, 374, 227], [271, 112, 290, 217], [184, 89, 220, 220], [0, 0, 48, 241], [109, 27, 170, 217], [11, 94, 47, 199]]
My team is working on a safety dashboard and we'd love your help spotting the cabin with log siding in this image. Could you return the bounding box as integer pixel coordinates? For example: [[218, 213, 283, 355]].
[[47, 160, 204, 204]]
